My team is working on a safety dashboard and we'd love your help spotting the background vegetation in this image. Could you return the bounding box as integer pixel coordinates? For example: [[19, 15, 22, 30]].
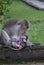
[[0, 0, 44, 45]]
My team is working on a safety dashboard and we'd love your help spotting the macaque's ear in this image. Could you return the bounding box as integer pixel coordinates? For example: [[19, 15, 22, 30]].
[[24, 19, 29, 29]]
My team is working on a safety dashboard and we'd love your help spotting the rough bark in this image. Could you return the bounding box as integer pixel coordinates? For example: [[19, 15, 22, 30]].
[[0, 34, 44, 61]]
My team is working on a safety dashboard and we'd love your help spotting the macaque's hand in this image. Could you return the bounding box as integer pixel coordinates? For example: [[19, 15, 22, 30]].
[[18, 45, 23, 49]]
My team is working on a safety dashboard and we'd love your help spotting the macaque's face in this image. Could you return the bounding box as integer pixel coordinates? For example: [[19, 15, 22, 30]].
[[23, 28, 27, 33], [21, 27, 27, 35]]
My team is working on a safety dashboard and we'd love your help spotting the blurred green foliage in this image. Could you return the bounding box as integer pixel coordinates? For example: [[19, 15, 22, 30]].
[[0, 0, 13, 23], [0, 0, 10, 15]]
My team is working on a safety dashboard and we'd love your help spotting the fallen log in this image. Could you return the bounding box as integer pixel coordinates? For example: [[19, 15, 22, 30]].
[[22, 0, 44, 10], [0, 35, 44, 61], [0, 44, 44, 61]]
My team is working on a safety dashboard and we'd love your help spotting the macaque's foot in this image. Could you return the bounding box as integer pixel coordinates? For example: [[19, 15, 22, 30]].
[[29, 44, 36, 48], [30, 43, 41, 48]]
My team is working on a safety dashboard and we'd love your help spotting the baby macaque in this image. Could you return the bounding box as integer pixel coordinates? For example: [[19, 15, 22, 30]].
[[1, 18, 33, 50]]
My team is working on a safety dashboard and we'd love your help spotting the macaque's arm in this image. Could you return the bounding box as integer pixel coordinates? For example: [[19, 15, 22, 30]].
[[2, 30, 11, 45]]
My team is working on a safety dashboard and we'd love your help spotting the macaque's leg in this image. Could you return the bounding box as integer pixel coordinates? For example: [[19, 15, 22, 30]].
[[26, 39, 33, 46]]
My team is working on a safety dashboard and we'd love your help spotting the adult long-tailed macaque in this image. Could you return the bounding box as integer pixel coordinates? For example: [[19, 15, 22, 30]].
[[1, 18, 33, 50]]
